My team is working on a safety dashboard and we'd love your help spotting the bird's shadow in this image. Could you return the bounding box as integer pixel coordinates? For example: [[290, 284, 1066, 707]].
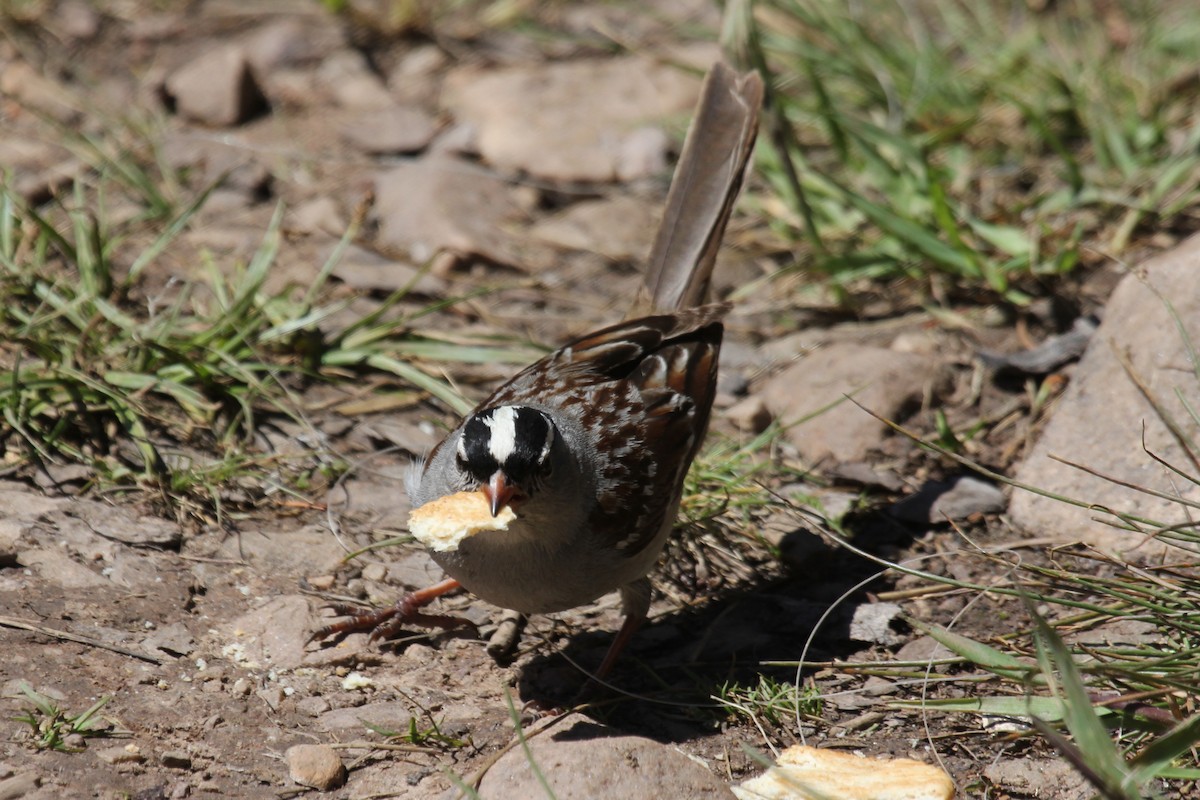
[[513, 505, 917, 738]]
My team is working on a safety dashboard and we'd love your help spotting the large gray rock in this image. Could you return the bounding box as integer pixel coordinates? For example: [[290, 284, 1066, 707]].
[[442, 56, 702, 182], [373, 155, 550, 270], [1009, 233, 1200, 557], [761, 343, 941, 464], [477, 720, 735, 800]]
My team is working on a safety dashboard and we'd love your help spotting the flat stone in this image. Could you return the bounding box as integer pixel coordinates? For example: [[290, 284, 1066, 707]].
[[217, 524, 345, 575], [327, 243, 446, 296], [0, 772, 40, 800], [143, 622, 196, 658], [244, 18, 340, 74], [0, 62, 80, 121], [341, 105, 437, 154], [16, 549, 109, 589], [1009, 233, 1200, 558], [890, 476, 1007, 525], [442, 56, 701, 182], [478, 720, 735, 800], [227, 595, 312, 670], [72, 509, 181, 548], [760, 344, 942, 464], [982, 759, 1092, 800], [289, 197, 346, 237], [373, 155, 547, 270], [164, 46, 268, 127], [318, 51, 393, 110], [0, 481, 69, 519], [528, 195, 659, 262], [317, 701, 415, 734]]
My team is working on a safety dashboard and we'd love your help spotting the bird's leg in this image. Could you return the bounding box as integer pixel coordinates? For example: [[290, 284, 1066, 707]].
[[309, 577, 471, 643], [594, 578, 652, 680]]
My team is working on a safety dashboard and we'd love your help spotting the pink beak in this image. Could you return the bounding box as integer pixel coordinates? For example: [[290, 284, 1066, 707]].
[[482, 471, 519, 517]]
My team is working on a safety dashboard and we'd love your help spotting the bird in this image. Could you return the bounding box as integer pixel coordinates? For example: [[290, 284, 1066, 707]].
[[314, 62, 763, 679]]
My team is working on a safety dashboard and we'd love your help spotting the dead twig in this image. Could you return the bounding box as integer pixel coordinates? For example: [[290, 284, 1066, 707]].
[[0, 615, 165, 665]]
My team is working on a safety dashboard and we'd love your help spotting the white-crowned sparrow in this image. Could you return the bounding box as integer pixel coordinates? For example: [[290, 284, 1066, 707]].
[[315, 63, 763, 677]]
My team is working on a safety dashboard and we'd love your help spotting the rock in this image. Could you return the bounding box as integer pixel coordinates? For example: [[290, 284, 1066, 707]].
[[0, 137, 80, 205], [825, 462, 906, 492], [0, 772, 39, 800], [889, 476, 1007, 525], [16, 549, 109, 589], [289, 197, 346, 237], [478, 720, 735, 800], [373, 155, 545, 270], [0, 482, 69, 519], [982, 759, 1093, 799], [0, 62, 80, 122], [164, 46, 268, 127], [1009, 233, 1200, 557], [318, 51, 393, 110], [442, 56, 701, 182], [56, 1, 100, 41], [732, 744, 953, 800], [95, 744, 145, 765], [160, 750, 192, 769], [894, 635, 954, 664], [217, 524, 345, 575], [528, 195, 659, 262], [158, 132, 272, 197], [143, 622, 195, 658], [72, 508, 181, 548], [286, 744, 346, 791], [389, 44, 448, 102], [849, 602, 903, 646], [1066, 617, 1158, 647], [615, 126, 672, 182], [244, 18, 339, 74], [257, 686, 285, 712], [317, 701, 415, 735], [361, 562, 388, 582], [341, 106, 437, 154], [360, 418, 442, 456], [327, 242, 446, 296], [724, 395, 773, 433], [761, 344, 941, 464], [0, 519, 28, 565], [978, 315, 1098, 375], [296, 696, 331, 717], [227, 595, 312, 670]]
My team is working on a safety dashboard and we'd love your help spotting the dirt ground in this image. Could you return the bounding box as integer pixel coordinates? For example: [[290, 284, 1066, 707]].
[[0, 3, 1179, 799]]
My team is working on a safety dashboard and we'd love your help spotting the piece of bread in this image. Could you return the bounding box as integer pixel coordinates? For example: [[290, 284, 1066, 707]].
[[407, 491, 518, 552], [732, 744, 954, 800]]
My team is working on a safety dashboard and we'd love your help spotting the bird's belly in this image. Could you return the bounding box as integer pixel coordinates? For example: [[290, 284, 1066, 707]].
[[430, 531, 655, 615]]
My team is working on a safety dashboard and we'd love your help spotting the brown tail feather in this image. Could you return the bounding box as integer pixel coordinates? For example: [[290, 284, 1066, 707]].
[[637, 62, 764, 314]]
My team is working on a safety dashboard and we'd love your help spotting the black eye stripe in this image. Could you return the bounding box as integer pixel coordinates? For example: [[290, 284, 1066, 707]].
[[459, 415, 498, 478], [509, 407, 552, 464]]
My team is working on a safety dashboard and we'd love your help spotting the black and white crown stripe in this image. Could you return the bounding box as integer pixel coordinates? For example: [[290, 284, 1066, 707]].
[[457, 406, 555, 479]]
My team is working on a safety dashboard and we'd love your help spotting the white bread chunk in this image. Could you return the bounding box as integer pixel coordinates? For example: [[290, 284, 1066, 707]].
[[732, 744, 954, 800], [408, 491, 518, 552]]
